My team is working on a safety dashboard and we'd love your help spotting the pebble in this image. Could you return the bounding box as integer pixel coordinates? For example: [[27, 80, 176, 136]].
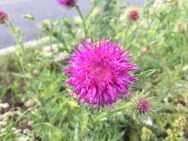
[[17, 135, 30, 141], [24, 100, 34, 108], [144, 118, 153, 126], [5, 111, 14, 117], [23, 129, 30, 135], [0, 103, 9, 112], [15, 110, 22, 116], [11, 127, 17, 132], [54, 51, 69, 62], [13, 129, 22, 134], [0, 121, 7, 128], [27, 121, 33, 127], [0, 128, 6, 133]]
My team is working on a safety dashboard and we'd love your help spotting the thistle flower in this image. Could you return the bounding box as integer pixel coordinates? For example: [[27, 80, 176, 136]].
[[65, 39, 138, 108], [128, 9, 139, 22], [138, 98, 150, 114], [0, 10, 8, 24], [57, 0, 76, 8]]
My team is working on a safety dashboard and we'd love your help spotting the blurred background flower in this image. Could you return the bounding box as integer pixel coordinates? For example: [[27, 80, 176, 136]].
[[57, 0, 76, 8], [0, 10, 8, 24]]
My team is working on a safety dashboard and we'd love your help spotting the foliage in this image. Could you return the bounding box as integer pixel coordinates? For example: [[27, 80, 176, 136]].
[[0, 0, 188, 140]]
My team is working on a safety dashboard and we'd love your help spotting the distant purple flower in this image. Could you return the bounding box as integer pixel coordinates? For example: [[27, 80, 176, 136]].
[[0, 10, 8, 24], [138, 99, 150, 114], [57, 0, 76, 8], [128, 10, 139, 22], [65, 39, 138, 108]]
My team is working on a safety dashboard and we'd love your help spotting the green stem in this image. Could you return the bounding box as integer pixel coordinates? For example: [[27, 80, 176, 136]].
[[125, 22, 131, 37], [75, 4, 87, 38], [6, 20, 26, 77], [6, 20, 24, 52], [50, 31, 70, 52], [122, 22, 131, 43]]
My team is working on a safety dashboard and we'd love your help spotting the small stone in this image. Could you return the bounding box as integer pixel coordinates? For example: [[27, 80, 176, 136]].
[[27, 121, 33, 127], [54, 51, 69, 62], [3, 111, 14, 119], [0, 128, 6, 133], [144, 118, 153, 126], [41, 45, 59, 58], [11, 127, 17, 131], [163, 97, 169, 104], [17, 119, 28, 130], [23, 129, 30, 135], [0, 121, 7, 128], [14, 129, 22, 134], [16, 107, 22, 111], [14, 110, 22, 117], [0, 103, 9, 112], [17, 135, 30, 141], [0, 114, 4, 121], [0, 116, 8, 122], [24, 100, 34, 108]]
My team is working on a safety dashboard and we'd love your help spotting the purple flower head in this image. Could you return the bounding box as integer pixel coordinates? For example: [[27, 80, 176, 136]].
[[0, 10, 8, 24], [138, 98, 150, 114], [128, 9, 139, 22], [65, 39, 138, 108], [57, 0, 76, 8]]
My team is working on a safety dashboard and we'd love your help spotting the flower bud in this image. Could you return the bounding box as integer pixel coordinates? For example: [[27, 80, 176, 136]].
[[128, 10, 139, 22], [138, 98, 150, 114], [39, 19, 53, 32], [0, 10, 8, 24]]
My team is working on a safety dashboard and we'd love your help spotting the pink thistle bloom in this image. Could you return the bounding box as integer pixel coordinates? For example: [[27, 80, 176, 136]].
[[57, 0, 76, 8], [0, 10, 8, 24], [128, 10, 139, 22], [138, 99, 150, 114], [65, 39, 138, 108]]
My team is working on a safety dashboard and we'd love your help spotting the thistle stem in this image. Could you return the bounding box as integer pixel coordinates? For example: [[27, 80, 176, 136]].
[[75, 4, 87, 38], [6, 20, 26, 78], [125, 22, 131, 37]]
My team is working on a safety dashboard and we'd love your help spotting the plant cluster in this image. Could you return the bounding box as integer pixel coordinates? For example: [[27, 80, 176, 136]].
[[0, 0, 188, 141]]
